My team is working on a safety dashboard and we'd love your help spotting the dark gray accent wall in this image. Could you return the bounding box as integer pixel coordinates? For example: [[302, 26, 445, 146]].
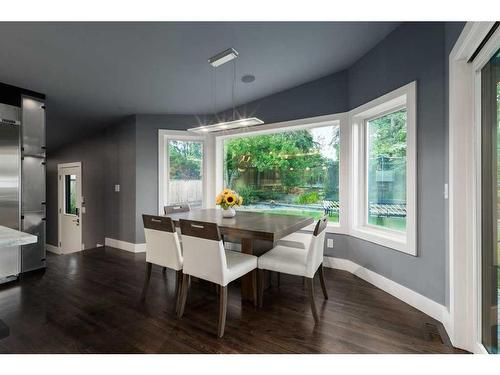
[[104, 116, 137, 243], [46, 132, 107, 248]]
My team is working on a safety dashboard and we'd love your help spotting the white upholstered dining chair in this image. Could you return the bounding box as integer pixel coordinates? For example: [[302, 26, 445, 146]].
[[141, 214, 184, 312], [257, 216, 329, 323], [177, 219, 258, 338]]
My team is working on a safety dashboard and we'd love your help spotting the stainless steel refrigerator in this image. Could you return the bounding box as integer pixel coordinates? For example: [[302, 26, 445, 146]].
[[0, 97, 46, 283]]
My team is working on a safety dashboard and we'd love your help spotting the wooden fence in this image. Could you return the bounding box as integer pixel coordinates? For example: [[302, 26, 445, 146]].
[[168, 179, 203, 206]]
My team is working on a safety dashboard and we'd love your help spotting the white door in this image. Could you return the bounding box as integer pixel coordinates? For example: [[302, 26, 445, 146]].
[[58, 163, 82, 254]]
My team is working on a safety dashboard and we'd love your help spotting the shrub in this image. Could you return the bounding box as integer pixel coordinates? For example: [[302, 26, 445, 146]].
[[234, 185, 258, 205], [295, 191, 320, 205]]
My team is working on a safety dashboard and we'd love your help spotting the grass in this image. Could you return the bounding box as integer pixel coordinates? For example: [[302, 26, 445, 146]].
[[240, 206, 339, 223], [368, 215, 406, 232]]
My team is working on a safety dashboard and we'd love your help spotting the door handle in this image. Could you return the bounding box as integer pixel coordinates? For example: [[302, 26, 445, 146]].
[[72, 218, 80, 226]]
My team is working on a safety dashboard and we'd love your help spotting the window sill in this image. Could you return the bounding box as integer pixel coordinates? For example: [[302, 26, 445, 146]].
[[350, 226, 415, 256]]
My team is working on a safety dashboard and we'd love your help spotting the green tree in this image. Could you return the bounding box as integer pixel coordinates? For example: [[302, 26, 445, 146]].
[[224, 130, 327, 191], [169, 140, 202, 180]]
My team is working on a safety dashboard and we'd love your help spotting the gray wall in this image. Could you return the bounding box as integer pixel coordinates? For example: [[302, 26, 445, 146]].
[[215, 70, 349, 123], [340, 22, 448, 304], [104, 116, 137, 243], [46, 132, 107, 248]]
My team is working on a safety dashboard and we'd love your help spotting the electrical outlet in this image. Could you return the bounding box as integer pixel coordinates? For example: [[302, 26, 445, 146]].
[[115, 184, 120, 192], [327, 238, 334, 248]]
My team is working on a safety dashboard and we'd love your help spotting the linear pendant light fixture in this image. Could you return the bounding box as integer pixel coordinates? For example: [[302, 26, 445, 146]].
[[208, 48, 239, 67], [189, 47, 264, 133]]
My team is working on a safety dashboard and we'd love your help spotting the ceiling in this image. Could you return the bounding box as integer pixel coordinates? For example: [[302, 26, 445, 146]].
[[0, 22, 399, 149]]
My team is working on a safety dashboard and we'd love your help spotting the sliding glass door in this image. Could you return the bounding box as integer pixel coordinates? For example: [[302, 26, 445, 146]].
[[481, 48, 500, 354]]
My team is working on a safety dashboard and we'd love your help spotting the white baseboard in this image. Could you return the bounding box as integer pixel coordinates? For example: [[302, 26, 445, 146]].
[[105, 238, 146, 253], [323, 256, 450, 338], [45, 243, 62, 255]]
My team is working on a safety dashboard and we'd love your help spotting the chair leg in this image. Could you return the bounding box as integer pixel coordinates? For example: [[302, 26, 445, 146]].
[[177, 274, 190, 319], [175, 270, 182, 314], [277, 272, 281, 288], [305, 277, 319, 324], [258, 269, 265, 308], [140, 262, 152, 300], [319, 263, 329, 300], [218, 285, 228, 338], [252, 271, 257, 307]]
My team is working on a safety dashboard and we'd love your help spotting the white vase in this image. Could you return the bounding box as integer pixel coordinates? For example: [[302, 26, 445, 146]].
[[222, 207, 236, 218]]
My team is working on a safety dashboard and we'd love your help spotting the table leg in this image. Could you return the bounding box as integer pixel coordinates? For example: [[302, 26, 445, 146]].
[[240, 238, 256, 303]]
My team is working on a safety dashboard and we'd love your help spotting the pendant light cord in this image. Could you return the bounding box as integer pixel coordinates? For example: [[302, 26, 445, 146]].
[[232, 59, 236, 121]]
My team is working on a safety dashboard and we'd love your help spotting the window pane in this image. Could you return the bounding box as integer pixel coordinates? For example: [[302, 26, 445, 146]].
[[167, 140, 203, 208], [367, 108, 407, 232], [223, 124, 340, 222], [64, 174, 77, 215]]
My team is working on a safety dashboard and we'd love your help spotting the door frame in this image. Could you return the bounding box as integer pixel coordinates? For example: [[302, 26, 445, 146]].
[[57, 162, 83, 254], [449, 21, 500, 353]]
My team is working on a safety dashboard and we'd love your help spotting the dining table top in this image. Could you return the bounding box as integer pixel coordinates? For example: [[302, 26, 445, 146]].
[[165, 208, 314, 242]]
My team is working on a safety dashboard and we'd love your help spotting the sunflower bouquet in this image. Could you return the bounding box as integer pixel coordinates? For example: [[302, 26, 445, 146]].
[[215, 188, 243, 210]]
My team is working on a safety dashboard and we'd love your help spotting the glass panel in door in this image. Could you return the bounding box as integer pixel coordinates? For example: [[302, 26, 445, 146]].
[[481, 48, 500, 354], [64, 174, 77, 215]]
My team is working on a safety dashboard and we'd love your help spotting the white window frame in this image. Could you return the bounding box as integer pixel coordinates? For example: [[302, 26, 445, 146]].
[[214, 113, 349, 233], [158, 129, 212, 215], [349, 81, 417, 255]]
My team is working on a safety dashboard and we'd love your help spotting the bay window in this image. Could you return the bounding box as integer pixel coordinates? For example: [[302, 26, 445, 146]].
[[158, 82, 416, 254]]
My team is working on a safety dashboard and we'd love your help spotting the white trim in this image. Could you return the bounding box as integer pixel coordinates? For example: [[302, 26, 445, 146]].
[[105, 237, 146, 253], [349, 81, 417, 255], [448, 21, 500, 353], [45, 243, 62, 255], [158, 129, 210, 215], [214, 113, 348, 234], [323, 256, 450, 336]]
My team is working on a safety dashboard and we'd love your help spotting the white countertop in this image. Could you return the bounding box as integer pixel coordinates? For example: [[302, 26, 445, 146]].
[[0, 225, 37, 248]]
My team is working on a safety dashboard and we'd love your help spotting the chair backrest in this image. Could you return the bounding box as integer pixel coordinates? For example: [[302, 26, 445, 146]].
[[305, 216, 328, 277], [164, 203, 191, 215], [179, 219, 228, 285], [142, 214, 183, 270]]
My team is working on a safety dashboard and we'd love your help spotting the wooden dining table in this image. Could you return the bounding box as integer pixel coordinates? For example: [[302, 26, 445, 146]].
[[165, 208, 314, 303]]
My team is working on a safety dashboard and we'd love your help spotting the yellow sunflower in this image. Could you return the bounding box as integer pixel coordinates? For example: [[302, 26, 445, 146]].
[[238, 196, 243, 205], [225, 193, 236, 206], [222, 188, 232, 195], [215, 194, 223, 205]]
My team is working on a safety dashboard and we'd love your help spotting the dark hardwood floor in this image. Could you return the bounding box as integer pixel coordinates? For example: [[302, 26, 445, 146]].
[[0, 247, 467, 353]]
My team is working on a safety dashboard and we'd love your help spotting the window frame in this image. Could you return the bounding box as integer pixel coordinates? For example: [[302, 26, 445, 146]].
[[158, 129, 211, 215], [349, 81, 417, 255], [214, 113, 349, 234]]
